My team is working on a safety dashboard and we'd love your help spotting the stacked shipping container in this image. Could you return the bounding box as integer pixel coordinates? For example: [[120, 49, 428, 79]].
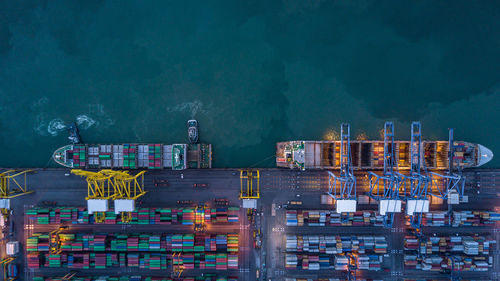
[[285, 254, 383, 271], [286, 210, 384, 227], [28, 251, 238, 270], [285, 235, 386, 271], [286, 235, 387, 254], [34, 276, 238, 281], [403, 254, 492, 272], [26, 207, 239, 225], [404, 235, 496, 255], [28, 233, 239, 253], [408, 211, 500, 227]]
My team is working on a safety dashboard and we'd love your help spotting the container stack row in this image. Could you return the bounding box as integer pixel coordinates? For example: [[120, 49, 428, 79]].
[[122, 144, 137, 169], [403, 254, 492, 272], [285, 279, 381, 281], [286, 235, 387, 254], [137, 144, 162, 169], [88, 144, 138, 169], [88, 145, 113, 167], [285, 254, 383, 271], [286, 210, 384, 227], [407, 211, 500, 227], [451, 211, 500, 227], [71, 143, 211, 169], [27, 233, 239, 253], [28, 252, 238, 270], [404, 235, 496, 255], [34, 276, 237, 281], [71, 145, 86, 168], [26, 207, 239, 225]]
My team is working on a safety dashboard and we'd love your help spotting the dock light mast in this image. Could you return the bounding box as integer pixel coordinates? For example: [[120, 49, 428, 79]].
[[328, 123, 357, 213], [406, 122, 430, 229], [427, 128, 465, 204], [368, 122, 404, 227], [71, 169, 117, 223], [0, 170, 34, 216], [101, 170, 147, 223]]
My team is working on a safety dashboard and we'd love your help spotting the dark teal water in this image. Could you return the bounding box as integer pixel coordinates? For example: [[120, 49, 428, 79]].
[[1, 1, 499, 168]]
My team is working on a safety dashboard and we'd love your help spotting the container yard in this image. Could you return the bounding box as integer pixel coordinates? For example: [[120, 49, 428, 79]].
[[25, 207, 239, 225], [34, 277, 237, 281], [1, 165, 499, 281]]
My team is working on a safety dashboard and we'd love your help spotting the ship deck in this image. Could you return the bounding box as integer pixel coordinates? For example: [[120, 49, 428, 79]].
[[3, 168, 500, 281], [277, 140, 479, 170]]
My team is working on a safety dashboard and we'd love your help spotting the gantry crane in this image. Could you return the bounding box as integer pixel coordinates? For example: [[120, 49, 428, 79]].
[[0, 170, 34, 216], [172, 252, 184, 277], [194, 203, 207, 232], [346, 252, 357, 281], [49, 226, 68, 254], [240, 169, 259, 199], [406, 122, 430, 229], [368, 122, 404, 227], [448, 254, 462, 281], [101, 170, 146, 223], [61, 271, 77, 281], [327, 123, 357, 213], [71, 169, 117, 223], [428, 128, 465, 203], [0, 257, 15, 281]]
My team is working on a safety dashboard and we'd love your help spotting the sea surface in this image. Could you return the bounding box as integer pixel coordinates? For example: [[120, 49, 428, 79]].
[[1, 1, 499, 168]]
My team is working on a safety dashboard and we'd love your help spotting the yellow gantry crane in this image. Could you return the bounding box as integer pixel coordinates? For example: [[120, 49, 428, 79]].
[[61, 271, 77, 281], [172, 252, 184, 277], [239, 169, 260, 199], [194, 204, 207, 232], [71, 169, 146, 223], [0, 170, 34, 216], [0, 257, 15, 281], [71, 169, 117, 223], [49, 226, 68, 254], [101, 170, 147, 223]]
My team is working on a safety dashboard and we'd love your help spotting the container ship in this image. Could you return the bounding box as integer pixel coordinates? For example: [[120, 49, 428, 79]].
[[53, 143, 211, 170], [276, 140, 493, 170]]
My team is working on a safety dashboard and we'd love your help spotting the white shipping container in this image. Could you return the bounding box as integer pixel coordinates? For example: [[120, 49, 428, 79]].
[[6, 241, 19, 256]]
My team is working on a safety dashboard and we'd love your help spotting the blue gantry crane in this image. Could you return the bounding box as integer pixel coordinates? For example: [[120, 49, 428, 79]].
[[328, 123, 357, 213], [428, 128, 465, 203], [368, 122, 404, 227], [405, 122, 430, 229]]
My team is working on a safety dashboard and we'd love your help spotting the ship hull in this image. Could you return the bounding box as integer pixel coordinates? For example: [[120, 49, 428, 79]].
[[277, 140, 490, 170], [52, 143, 212, 170]]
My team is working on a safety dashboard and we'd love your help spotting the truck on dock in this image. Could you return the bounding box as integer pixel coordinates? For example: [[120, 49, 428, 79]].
[[153, 178, 168, 187]]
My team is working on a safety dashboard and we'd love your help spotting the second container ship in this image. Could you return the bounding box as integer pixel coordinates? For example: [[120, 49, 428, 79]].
[[276, 140, 493, 170]]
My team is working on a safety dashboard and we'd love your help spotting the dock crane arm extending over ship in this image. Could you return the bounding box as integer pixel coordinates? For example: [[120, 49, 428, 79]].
[[406, 122, 430, 229], [328, 123, 357, 200], [327, 123, 357, 214], [427, 128, 465, 202], [368, 122, 404, 228]]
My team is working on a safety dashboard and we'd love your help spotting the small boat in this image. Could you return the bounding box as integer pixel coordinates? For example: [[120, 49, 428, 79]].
[[187, 120, 199, 144], [67, 122, 82, 144]]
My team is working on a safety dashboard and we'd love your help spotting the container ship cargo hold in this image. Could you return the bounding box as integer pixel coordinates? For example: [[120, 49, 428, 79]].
[[276, 140, 493, 170], [53, 143, 211, 170]]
